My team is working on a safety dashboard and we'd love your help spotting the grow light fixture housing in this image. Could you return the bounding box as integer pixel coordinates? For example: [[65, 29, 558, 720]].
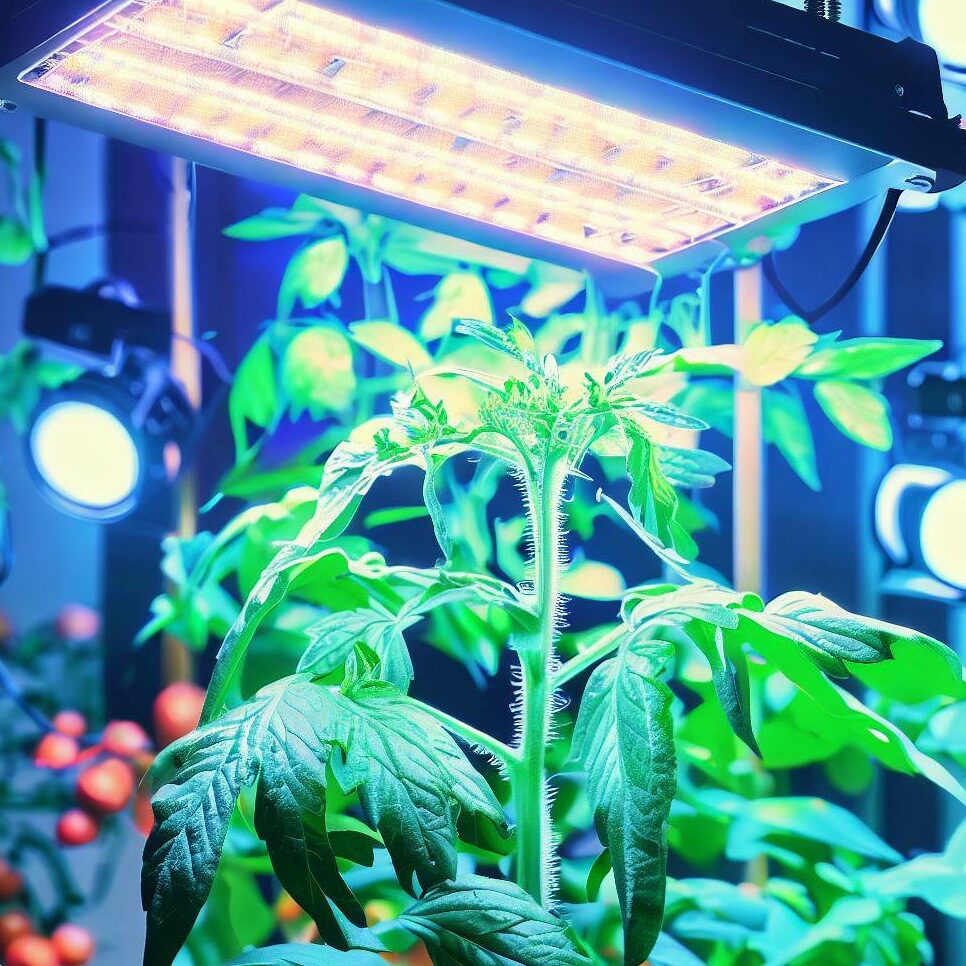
[[2, 0, 965, 273]]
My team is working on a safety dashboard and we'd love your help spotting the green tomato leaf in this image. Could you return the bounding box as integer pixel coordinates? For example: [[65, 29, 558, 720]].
[[676, 380, 734, 436], [741, 620, 966, 803], [297, 607, 416, 691], [814, 380, 893, 451], [688, 622, 759, 756], [650, 933, 706, 966], [748, 591, 950, 677], [281, 325, 357, 417], [572, 648, 677, 966], [224, 208, 328, 241], [624, 423, 697, 563], [796, 337, 942, 380], [0, 342, 81, 431], [743, 319, 818, 386], [865, 819, 966, 918], [400, 874, 592, 965], [142, 677, 372, 966], [621, 399, 708, 431], [604, 349, 663, 389], [0, 216, 33, 266], [230, 334, 279, 459], [763, 388, 820, 491], [278, 237, 350, 319], [350, 319, 433, 371], [252, 709, 372, 951], [331, 678, 509, 894], [658, 446, 731, 489], [714, 793, 902, 866], [226, 945, 386, 965], [420, 272, 493, 341], [138, 534, 239, 649], [202, 433, 428, 724]]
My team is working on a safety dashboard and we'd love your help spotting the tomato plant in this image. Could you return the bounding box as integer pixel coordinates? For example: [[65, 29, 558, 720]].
[[136, 220, 965, 966], [123, 196, 966, 966]]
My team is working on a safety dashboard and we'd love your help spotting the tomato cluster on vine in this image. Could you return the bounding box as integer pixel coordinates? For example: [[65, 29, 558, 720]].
[[0, 860, 95, 965], [32, 682, 207, 848], [32, 711, 150, 846]]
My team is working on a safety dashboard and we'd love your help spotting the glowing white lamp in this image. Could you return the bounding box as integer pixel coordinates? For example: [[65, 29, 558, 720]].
[[29, 401, 141, 515], [920, 479, 966, 589]]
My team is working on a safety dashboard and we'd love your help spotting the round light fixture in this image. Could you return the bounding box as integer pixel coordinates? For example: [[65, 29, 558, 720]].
[[874, 0, 966, 71], [26, 363, 193, 522], [875, 463, 966, 594], [919, 478, 966, 588], [30, 401, 140, 513], [919, 0, 966, 71]]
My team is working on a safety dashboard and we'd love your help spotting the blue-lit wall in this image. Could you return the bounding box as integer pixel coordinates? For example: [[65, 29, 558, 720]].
[[0, 118, 146, 966], [0, 117, 104, 629]]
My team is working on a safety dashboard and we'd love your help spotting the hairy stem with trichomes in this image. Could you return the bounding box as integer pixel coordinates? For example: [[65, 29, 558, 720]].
[[514, 452, 568, 907]]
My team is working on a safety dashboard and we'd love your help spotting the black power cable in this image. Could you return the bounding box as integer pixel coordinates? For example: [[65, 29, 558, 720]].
[[762, 188, 902, 324]]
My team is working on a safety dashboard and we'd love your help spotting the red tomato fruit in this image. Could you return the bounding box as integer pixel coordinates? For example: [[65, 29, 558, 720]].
[[34, 733, 80, 770], [134, 792, 154, 837], [51, 924, 96, 966], [275, 892, 304, 923], [102, 720, 151, 758], [75, 758, 135, 814], [52, 711, 88, 738], [0, 910, 33, 951], [54, 604, 101, 642], [0, 609, 14, 646], [153, 682, 205, 748], [0, 860, 23, 900], [4, 935, 59, 966], [56, 809, 100, 847]]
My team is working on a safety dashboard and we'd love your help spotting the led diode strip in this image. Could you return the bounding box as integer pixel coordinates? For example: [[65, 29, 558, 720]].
[[20, 0, 839, 266]]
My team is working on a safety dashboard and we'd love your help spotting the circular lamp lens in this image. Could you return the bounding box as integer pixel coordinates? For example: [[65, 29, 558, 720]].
[[920, 479, 966, 589], [919, 0, 966, 69], [29, 401, 140, 515]]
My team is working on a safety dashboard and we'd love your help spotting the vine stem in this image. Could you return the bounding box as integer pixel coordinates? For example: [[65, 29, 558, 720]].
[[553, 623, 625, 688], [514, 454, 567, 908]]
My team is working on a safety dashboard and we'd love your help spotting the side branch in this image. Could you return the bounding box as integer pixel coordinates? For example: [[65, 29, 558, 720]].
[[553, 624, 625, 687], [407, 698, 521, 766]]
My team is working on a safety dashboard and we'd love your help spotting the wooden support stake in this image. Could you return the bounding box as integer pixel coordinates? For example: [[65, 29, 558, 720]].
[[162, 157, 199, 685]]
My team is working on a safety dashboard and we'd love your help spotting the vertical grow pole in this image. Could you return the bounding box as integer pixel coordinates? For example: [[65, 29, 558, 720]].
[[733, 264, 766, 597], [162, 156, 200, 685], [946, 203, 966, 958], [733, 262, 768, 887]]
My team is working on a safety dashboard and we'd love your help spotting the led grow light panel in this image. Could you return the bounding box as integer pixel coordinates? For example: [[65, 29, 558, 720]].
[[19, 0, 840, 266]]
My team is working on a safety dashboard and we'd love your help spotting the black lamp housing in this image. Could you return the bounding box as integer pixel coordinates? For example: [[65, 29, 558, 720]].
[[22, 285, 194, 522]]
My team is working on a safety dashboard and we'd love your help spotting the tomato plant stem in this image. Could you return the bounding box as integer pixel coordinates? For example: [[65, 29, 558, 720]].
[[515, 456, 566, 908]]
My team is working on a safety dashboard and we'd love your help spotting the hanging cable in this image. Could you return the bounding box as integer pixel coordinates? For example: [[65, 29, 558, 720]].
[[762, 188, 902, 324]]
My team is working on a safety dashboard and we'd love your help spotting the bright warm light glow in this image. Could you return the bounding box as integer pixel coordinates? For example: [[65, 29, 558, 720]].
[[30, 402, 140, 511], [21, 0, 838, 266], [920, 479, 966, 589], [919, 0, 966, 69]]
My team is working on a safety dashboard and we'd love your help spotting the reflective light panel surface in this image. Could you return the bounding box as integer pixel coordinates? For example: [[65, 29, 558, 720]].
[[21, 0, 840, 266]]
